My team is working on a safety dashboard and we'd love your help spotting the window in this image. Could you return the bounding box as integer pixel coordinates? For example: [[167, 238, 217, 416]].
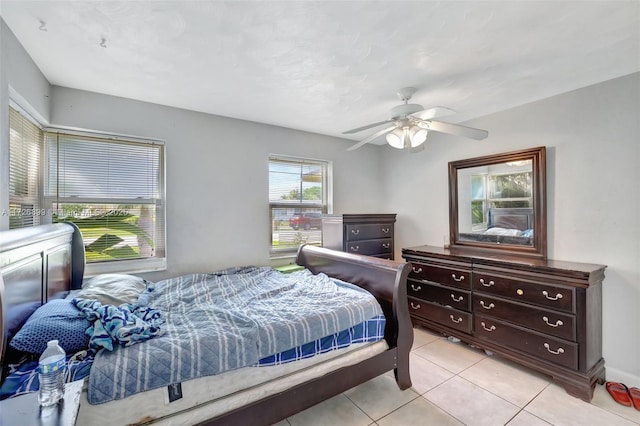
[[44, 132, 166, 273], [269, 156, 331, 257], [471, 171, 532, 229], [8, 106, 43, 229]]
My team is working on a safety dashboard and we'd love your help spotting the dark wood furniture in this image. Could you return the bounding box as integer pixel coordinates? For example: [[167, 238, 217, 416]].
[[0, 224, 413, 426], [402, 245, 605, 402], [322, 214, 396, 260]]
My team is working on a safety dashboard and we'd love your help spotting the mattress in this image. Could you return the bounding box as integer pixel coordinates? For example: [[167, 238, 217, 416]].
[[77, 340, 389, 425]]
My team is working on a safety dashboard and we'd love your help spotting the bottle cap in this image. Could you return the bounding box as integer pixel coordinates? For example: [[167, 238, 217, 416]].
[[47, 340, 59, 346]]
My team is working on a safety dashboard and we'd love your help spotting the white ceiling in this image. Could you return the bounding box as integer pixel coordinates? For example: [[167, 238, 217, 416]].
[[1, 1, 639, 144]]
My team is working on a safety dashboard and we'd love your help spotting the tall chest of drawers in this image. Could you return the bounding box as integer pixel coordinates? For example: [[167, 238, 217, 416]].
[[402, 245, 606, 402], [322, 214, 396, 260]]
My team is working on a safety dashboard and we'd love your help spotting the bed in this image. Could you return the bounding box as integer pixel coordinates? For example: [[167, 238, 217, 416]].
[[0, 223, 412, 425], [459, 207, 534, 245]]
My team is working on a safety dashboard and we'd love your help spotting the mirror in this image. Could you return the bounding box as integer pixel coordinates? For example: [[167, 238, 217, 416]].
[[449, 146, 547, 258]]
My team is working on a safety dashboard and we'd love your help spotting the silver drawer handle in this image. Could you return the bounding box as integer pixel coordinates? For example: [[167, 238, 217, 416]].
[[451, 274, 465, 282], [449, 315, 462, 324], [349, 245, 359, 252], [544, 342, 565, 355], [410, 284, 422, 292], [382, 227, 390, 233], [542, 291, 563, 301], [412, 266, 422, 273], [351, 229, 360, 235], [479, 278, 495, 287], [480, 300, 495, 310], [382, 243, 390, 249], [481, 322, 496, 332], [410, 302, 421, 310], [542, 316, 564, 328], [451, 294, 464, 302]]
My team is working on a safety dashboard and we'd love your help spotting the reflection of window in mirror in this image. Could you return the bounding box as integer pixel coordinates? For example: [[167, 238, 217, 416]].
[[470, 175, 486, 230]]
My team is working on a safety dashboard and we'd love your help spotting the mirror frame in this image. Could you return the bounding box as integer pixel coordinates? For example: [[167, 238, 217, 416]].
[[448, 146, 547, 258]]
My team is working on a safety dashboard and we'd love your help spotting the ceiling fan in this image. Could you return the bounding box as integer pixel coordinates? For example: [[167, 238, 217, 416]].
[[344, 87, 488, 152]]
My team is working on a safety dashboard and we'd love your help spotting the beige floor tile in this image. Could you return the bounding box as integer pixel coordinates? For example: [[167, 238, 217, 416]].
[[506, 410, 552, 425], [525, 384, 638, 426], [271, 420, 291, 426], [408, 352, 455, 394], [591, 382, 640, 424], [377, 395, 464, 426], [287, 393, 372, 426], [413, 338, 486, 374], [344, 374, 420, 420], [411, 326, 442, 350], [459, 356, 550, 407], [424, 375, 520, 426]]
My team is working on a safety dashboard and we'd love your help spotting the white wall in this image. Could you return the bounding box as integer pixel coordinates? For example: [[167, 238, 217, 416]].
[[50, 86, 386, 279], [382, 72, 640, 386]]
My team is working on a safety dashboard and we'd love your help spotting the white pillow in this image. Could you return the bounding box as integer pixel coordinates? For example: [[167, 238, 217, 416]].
[[76, 274, 150, 306], [484, 227, 522, 236]]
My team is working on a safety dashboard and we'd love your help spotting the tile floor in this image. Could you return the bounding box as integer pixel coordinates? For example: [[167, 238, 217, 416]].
[[274, 327, 640, 426]]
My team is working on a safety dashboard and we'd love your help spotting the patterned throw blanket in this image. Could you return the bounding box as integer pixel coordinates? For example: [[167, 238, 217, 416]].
[[86, 267, 383, 404], [71, 299, 165, 351]]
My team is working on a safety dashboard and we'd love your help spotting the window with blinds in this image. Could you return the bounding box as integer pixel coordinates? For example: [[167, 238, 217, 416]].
[[45, 132, 165, 267], [269, 155, 330, 256], [8, 107, 43, 229]]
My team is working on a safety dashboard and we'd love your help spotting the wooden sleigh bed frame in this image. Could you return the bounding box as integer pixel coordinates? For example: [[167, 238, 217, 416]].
[[0, 223, 413, 425]]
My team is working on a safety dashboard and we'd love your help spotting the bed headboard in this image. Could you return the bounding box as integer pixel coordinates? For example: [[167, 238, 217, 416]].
[[487, 207, 534, 231], [0, 223, 84, 368]]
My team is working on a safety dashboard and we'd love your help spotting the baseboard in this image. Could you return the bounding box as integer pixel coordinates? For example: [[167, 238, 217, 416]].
[[605, 366, 640, 387]]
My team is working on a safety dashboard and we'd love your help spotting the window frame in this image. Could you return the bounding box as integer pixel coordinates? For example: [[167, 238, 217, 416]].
[[268, 155, 332, 259], [43, 129, 167, 275]]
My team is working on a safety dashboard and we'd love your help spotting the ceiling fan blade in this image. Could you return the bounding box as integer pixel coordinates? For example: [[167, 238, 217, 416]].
[[347, 125, 397, 151], [342, 119, 394, 134], [410, 106, 456, 121], [419, 120, 488, 140]]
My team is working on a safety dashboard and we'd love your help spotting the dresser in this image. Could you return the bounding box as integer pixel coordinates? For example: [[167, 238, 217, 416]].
[[322, 214, 396, 260], [402, 245, 606, 402]]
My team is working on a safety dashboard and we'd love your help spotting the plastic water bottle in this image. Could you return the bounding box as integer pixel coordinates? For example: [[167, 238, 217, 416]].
[[38, 340, 66, 407]]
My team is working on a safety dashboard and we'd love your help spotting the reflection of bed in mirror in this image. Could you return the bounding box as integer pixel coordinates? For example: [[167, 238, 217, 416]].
[[459, 207, 534, 245]]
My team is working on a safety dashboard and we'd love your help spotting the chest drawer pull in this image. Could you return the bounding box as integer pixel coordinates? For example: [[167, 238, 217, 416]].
[[543, 342, 565, 355], [449, 315, 463, 324], [451, 294, 464, 302], [412, 266, 423, 274], [480, 322, 496, 332], [350, 229, 360, 235], [410, 284, 422, 292], [410, 302, 421, 310], [382, 227, 390, 233], [451, 274, 465, 282], [349, 245, 360, 252], [479, 278, 495, 287], [382, 243, 390, 249], [480, 301, 495, 310], [542, 291, 563, 301], [542, 316, 564, 328]]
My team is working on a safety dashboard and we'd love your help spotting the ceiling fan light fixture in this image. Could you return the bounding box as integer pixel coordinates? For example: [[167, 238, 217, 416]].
[[386, 128, 405, 149], [409, 126, 428, 147]]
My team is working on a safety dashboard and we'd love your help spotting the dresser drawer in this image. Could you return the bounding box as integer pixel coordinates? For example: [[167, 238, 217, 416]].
[[408, 280, 471, 311], [345, 238, 392, 256], [409, 297, 472, 334], [473, 271, 574, 313], [409, 262, 472, 290], [473, 293, 576, 341], [345, 223, 393, 241], [474, 314, 578, 370]]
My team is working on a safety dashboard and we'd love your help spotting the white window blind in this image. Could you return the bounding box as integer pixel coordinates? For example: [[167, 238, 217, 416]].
[[8, 106, 43, 229], [269, 156, 330, 256], [45, 132, 165, 266]]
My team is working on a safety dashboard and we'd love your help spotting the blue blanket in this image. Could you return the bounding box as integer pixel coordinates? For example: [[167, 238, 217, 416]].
[[87, 267, 383, 404]]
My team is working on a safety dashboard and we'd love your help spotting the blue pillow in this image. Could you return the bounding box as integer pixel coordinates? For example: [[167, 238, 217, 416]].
[[9, 299, 91, 355]]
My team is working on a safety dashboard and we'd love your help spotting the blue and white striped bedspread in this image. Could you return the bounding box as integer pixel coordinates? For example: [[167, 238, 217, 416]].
[[87, 267, 383, 404]]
